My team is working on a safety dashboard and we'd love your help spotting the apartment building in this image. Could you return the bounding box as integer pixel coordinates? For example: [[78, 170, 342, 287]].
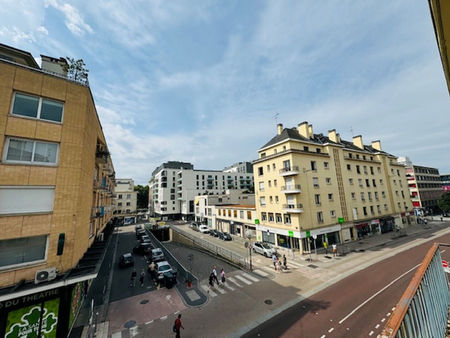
[[194, 190, 254, 229], [114, 178, 137, 215], [398, 157, 443, 214], [215, 204, 257, 238], [253, 122, 413, 254], [441, 174, 450, 192], [223, 161, 254, 174], [0, 44, 114, 337], [149, 161, 254, 220]]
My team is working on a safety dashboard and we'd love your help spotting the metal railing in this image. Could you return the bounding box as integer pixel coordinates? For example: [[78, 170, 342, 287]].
[[282, 203, 304, 209], [381, 243, 450, 337], [281, 184, 302, 191], [171, 226, 249, 269], [279, 166, 299, 174]]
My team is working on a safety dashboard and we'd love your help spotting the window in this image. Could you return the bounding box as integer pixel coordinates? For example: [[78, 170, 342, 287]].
[[372, 179, 376, 187], [375, 192, 379, 200], [401, 191, 405, 199], [118, 194, 122, 199], [267, 164, 270, 172], [228, 210, 231, 217], [351, 192, 356, 199], [240, 211, 244, 219], [330, 210, 336, 217], [326, 177, 331, 184], [377, 167, 381, 173], [261, 212, 267, 221], [275, 196, 279, 204], [274, 179, 277, 187], [356, 165, 361, 174], [303, 146, 309, 152], [384, 204, 388, 210], [4, 137, 59, 165], [382, 191, 386, 198], [395, 191, 399, 196], [272, 163, 276, 170], [260, 197, 266, 206], [365, 179, 370, 187], [11, 92, 64, 123], [361, 192, 365, 201], [377, 205, 381, 213], [247, 211, 251, 220], [316, 148, 321, 153], [380, 179, 383, 185], [268, 213, 274, 222], [0, 186, 54, 215], [356, 154, 360, 159], [260, 152, 266, 158], [370, 206, 374, 215], [349, 153, 353, 158], [0, 235, 48, 269], [317, 212, 324, 223], [269, 196, 273, 204], [284, 214, 291, 224], [258, 167, 263, 176], [313, 177, 319, 188], [368, 192, 372, 201], [393, 180, 397, 185], [233, 210, 237, 217], [347, 164, 351, 171], [363, 206, 367, 216], [363, 166, 368, 174], [218, 209, 222, 216], [127, 194, 131, 199], [126, 202, 130, 206], [268, 180, 271, 187], [349, 178, 354, 185], [328, 193, 333, 201], [358, 179, 363, 187], [324, 162, 329, 169], [315, 194, 321, 205], [397, 170, 400, 176], [276, 213, 282, 223], [370, 167, 374, 175], [259, 182, 265, 191], [311, 161, 317, 171]]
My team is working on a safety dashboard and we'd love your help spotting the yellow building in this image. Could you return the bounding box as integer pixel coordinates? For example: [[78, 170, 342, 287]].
[[0, 43, 114, 337], [253, 122, 413, 254]]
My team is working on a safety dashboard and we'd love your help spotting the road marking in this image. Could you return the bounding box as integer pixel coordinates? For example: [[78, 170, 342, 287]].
[[145, 320, 153, 325], [386, 312, 391, 317], [441, 250, 446, 253], [261, 266, 276, 273], [252, 269, 269, 277], [369, 330, 374, 336], [320, 335, 326, 338], [223, 282, 235, 291], [375, 324, 380, 329], [328, 327, 334, 333], [228, 277, 243, 287], [174, 311, 179, 315], [112, 333, 121, 338], [381, 318, 385, 322], [129, 326, 138, 337], [235, 275, 253, 285], [200, 285, 217, 297], [287, 260, 304, 268], [216, 286, 226, 294], [242, 272, 260, 282], [338, 264, 420, 324], [392, 307, 396, 311], [160, 315, 168, 320]]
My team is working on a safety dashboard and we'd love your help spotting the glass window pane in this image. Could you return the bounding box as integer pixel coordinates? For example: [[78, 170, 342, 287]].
[[6, 139, 33, 162], [40, 99, 63, 122], [12, 93, 39, 118], [33, 142, 58, 163], [0, 235, 47, 267]]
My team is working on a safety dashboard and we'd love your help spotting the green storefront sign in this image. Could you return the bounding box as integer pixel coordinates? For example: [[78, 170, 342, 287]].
[[306, 230, 311, 238], [254, 219, 260, 224], [338, 217, 345, 224], [288, 230, 294, 237]]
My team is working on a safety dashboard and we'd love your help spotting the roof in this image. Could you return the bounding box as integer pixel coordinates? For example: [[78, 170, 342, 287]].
[[0, 43, 40, 68], [260, 127, 393, 156], [216, 204, 256, 209]]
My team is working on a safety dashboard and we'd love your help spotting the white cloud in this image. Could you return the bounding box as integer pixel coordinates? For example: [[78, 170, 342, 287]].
[[45, 0, 93, 36], [37, 26, 48, 35]]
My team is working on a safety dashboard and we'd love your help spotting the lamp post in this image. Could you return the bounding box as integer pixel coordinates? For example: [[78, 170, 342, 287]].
[[302, 168, 315, 260]]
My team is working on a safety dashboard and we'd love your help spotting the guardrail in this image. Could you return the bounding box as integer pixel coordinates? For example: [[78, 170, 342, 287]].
[[381, 243, 450, 337], [171, 226, 249, 269]]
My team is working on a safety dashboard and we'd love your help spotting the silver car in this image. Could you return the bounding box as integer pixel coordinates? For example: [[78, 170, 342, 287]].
[[152, 248, 164, 262], [156, 261, 173, 280], [253, 242, 276, 257]]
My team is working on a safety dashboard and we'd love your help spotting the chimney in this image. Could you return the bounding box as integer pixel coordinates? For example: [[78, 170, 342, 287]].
[[352, 135, 364, 149], [277, 123, 283, 135], [308, 124, 313, 138], [298, 121, 309, 138], [328, 129, 337, 143], [371, 140, 382, 151], [336, 133, 341, 143], [40, 55, 68, 76]]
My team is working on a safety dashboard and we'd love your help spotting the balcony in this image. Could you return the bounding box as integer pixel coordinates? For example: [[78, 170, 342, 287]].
[[282, 203, 304, 213], [280, 184, 302, 194], [95, 145, 109, 164], [279, 166, 299, 176]]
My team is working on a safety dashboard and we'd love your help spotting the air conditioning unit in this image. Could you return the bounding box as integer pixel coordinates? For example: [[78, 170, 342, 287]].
[[34, 267, 57, 284]]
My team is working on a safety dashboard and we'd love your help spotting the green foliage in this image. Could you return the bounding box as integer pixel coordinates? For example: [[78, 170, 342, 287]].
[[438, 193, 450, 213], [64, 57, 89, 83], [134, 185, 149, 209]]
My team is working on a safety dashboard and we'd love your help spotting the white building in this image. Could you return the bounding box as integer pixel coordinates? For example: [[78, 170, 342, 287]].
[[149, 161, 254, 220], [114, 178, 137, 215]]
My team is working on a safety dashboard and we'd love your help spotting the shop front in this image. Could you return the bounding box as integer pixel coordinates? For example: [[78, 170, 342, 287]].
[[300, 224, 341, 253], [380, 216, 395, 233]]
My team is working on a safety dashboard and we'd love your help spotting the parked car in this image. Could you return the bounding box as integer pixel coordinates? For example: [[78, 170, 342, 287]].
[[151, 248, 165, 262], [119, 253, 134, 268], [190, 223, 200, 231], [133, 242, 153, 255], [253, 242, 276, 257], [209, 229, 219, 237], [199, 225, 210, 234], [156, 261, 173, 281], [140, 235, 150, 243], [136, 228, 146, 239], [219, 232, 232, 241]]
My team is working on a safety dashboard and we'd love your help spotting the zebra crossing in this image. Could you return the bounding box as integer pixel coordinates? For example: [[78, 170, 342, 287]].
[[200, 271, 262, 298]]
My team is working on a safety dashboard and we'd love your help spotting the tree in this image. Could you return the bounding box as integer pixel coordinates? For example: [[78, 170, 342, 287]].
[[134, 185, 149, 209], [64, 57, 89, 84], [438, 193, 450, 214]]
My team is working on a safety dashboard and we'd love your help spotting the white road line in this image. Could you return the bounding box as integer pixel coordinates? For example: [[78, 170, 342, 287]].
[[200, 285, 217, 297], [216, 286, 227, 294], [160, 315, 168, 320], [253, 269, 269, 277], [112, 333, 121, 338], [228, 277, 243, 287], [386, 312, 391, 317], [242, 272, 260, 282], [441, 250, 446, 253], [375, 324, 380, 329], [381, 318, 385, 323], [288, 261, 304, 268], [145, 320, 153, 325], [235, 275, 253, 285], [328, 327, 334, 333], [392, 307, 396, 311], [261, 266, 276, 273], [338, 264, 420, 324], [223, 283, 235, 291], [369, 330, 374, 336], [174, 311, 179, 315], [320, 335, 326, 338]]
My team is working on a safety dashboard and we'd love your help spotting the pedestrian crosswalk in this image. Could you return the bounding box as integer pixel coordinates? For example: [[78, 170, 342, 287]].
[[200, 272, 261, 298]]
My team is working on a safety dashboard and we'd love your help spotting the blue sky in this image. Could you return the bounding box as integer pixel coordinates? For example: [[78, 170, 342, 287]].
[[1, 1, 449, 184]]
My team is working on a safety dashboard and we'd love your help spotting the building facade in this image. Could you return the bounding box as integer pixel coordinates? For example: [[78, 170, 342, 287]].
[[215, 204, 257, 238], [114, 178, 137, 215], [0, 44, 114, 337], [398, 157, 443, 214], [253, 122, 413, 254], [149, 161, 254, 220]]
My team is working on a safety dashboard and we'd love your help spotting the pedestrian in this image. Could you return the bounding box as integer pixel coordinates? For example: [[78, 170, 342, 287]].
[[332, 244, 337, 257], [272, 253, 277, 270], [220, 268, 226, 284], [173, 314, 184, 338], [323, 242, 328, 255], [212, 266, 219, 285], [139, 269, 145, 287], [208, 272, 214, 287], [130, 268, 137, 287], [282, 254, 287, 270], [149, 261, 156, 279]]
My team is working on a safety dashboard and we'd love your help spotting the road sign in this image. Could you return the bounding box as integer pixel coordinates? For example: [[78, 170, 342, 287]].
[[306, 230, 311, 238], [254, 219, 260, 224], [338, 217, 345, 224], [288, 230, 294, 237]]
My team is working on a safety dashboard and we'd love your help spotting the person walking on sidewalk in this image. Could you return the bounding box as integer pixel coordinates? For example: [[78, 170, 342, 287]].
[[130, 268, 137, 287], [324, 242, 328, 255], [212, 266, 219, 285], [139, 269, 145, 287], [282, 254, 287, 270], [173, 314, 184, 338], [272, 253, 277, 270], [332, 244, 337, 257], [209, 272, 215, 287], [220, 268, 226, 284]]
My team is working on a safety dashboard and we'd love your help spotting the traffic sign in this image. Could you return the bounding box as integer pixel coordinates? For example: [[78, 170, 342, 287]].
[[306, 230, 310, 238], [288, 230, 294, 237]]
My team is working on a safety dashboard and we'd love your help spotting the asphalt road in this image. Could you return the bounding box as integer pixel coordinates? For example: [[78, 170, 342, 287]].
[[243, 231, 450, 338]]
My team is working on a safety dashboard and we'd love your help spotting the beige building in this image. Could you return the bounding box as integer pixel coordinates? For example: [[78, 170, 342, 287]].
[[0, 44, 114, 336], [215, 204, 257, 238], [114, 178, 137, 215], [253, 122, 413, 254]]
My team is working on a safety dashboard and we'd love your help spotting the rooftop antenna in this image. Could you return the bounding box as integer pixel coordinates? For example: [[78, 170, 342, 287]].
[[274, 113, 279, 125]]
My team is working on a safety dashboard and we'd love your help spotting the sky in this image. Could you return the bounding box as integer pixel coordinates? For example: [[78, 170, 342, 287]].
[[1, 1, 449, 185]]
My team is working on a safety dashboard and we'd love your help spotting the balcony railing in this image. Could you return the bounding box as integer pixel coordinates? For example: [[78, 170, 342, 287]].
[[279, 166, 300, 176], [282, 203, 304, 213], [280, 184, 302, 193]]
